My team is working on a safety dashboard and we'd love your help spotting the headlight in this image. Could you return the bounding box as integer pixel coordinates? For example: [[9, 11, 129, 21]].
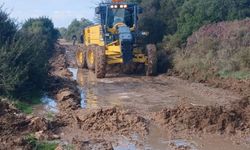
[[110, 5, 114, 8], [123, 5, 128, 8], [114, 5, 118, 8], [120, 5, 124, 8]]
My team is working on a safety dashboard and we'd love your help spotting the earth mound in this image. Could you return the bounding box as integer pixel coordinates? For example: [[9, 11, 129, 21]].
[[75, 107, 149, 137], [154, 97, 250, 136]]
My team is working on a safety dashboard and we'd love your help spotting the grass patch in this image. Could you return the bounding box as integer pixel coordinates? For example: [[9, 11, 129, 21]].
[[14, 101, 33, 114], [37, 142, 58, 150], [13, 91, 43, 114], [25, 91, 43, 105], [218, 71, 250, 80], [26, 134, 58, 150]]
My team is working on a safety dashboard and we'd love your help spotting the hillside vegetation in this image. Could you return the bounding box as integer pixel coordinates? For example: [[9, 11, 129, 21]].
[[131, 0, 250, 79], [0, 8, 59, 100], [174, 19, 250, 80]]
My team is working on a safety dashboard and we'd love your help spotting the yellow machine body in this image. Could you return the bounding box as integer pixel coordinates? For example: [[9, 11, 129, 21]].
[[83, 25, 147, 65], [84, 25, 104, 47]]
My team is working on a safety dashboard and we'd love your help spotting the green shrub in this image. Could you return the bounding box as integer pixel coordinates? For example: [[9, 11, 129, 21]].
[[25, 134, 58, 150], [14, 101, 33, 114], [0, 8, 59, 100], [0, 6, 17, 46]]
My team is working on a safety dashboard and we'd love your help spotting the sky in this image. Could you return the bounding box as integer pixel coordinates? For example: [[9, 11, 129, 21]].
[[0, 0, 101, 27]]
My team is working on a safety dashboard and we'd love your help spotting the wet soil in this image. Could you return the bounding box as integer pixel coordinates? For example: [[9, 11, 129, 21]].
[[3, 43, 249, 150], [58, 43, 249, 150], [153, 97, 250, 136], [0, 99, 63, 150]]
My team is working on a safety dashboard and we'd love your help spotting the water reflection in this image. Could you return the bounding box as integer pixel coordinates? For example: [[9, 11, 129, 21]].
[[68, 67, 78, 80], [41, 95, 58, 113], [70, 68, 100, 109]]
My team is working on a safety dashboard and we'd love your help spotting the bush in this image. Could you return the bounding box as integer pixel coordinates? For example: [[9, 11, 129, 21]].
[[0, 9, 59, 100]]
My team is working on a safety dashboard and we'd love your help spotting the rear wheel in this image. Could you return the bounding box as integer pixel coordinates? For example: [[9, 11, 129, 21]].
[[146, 44, 158, 76], [95, 46, 106, 78], [75, 46, 87, 68], [87, 45, 96, 70]]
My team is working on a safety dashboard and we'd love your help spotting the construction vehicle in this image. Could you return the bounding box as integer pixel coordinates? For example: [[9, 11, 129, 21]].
[[75, 0, 157, 78]]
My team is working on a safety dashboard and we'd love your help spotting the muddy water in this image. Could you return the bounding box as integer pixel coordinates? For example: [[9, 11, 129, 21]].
[[32, 95, 58, 118], [66, 68, 249, 150]]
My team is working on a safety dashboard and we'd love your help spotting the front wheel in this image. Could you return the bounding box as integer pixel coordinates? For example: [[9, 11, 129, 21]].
[[146, 44, 158, 76], [95, 46, 106, 78], [87, 45, 96, 70]]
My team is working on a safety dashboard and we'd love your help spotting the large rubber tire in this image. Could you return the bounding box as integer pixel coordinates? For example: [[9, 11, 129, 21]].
[[75, 46, 87, 68], [95, 46, 106, 78], [86, 45, 96, 70], [146, 44, 158, 76]]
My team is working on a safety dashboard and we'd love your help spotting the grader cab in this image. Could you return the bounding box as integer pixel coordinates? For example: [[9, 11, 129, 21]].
[[76, 0, 157, 78]]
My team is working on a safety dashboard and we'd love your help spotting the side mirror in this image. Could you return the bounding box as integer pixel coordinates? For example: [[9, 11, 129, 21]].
[[95, 7, 100, 14], [138, 7, 143, 14]]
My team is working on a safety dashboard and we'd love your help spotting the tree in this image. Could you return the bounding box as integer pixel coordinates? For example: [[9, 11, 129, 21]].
[[0, 14, 59, 99], [0, 6, 17, 46], [60, 18, 93, 41], [174, 0, 250, 45]]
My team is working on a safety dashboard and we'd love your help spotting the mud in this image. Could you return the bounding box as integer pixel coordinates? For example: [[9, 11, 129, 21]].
[[47, 44, 81, 112], [74, 107, 148, 137], [6, 42, 247, 150], [153, 97, 250, 136], [0, 99, 62, 150], [57, 43, 250, 149], [206, 78, 250, 97]]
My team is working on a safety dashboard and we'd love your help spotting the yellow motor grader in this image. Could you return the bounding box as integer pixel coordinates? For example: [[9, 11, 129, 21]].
[[76, 0, 157, 78]]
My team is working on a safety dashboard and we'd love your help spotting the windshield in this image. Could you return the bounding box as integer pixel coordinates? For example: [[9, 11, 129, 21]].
[[107, 8, 134, 28]]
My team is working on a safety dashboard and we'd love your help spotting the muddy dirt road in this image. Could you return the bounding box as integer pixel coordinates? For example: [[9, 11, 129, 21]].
[[57, 43, 249, 150], [75, 69, 241, 112], [18, 43, 248, 150]]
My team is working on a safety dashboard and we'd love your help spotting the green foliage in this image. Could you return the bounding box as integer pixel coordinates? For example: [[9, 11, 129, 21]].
[[132, 0, 250, 78], [12, 91, 42, 114], [169, 0, 250, 46], [58, 27, 67, 38], [0, 6, 17, 46], [14, 101, 33, 114], [0, 7, 59, 100], [59, 18, 93, 41], [131, 0, 250, 46], [25, 134, 58, 150], [37, 142, 58, 150]]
